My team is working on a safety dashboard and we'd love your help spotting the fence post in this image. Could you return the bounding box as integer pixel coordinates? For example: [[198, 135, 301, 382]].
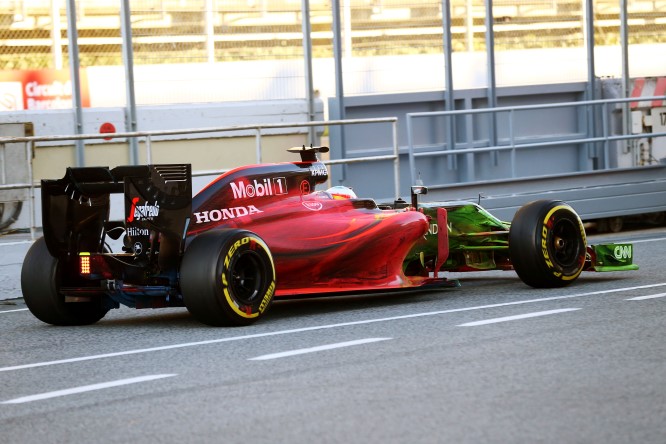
[[484, 0, 498, 165], [406, 114, 416, 186], [255, 128, 262, 164], [509, 109, 516, 178], [442, 0, 456, 170], [301, 0, 316, 145], [121, 0, 139, 165], [65, 0, 85, 167], [620, 0, 631, 153], [392, 120, 400, 199], [51, 0, 63, 69], [145, 135, 153, 164], [27, 140, 35, 240]]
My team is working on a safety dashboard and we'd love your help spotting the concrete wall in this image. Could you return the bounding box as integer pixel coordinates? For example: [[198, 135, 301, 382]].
[[0, 98, 324, 181], [0, 98, 324, 230]]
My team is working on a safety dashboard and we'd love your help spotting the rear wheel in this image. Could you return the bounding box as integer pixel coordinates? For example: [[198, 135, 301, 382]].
[[21, 237, 109, 325], [509, 200, 586, 288], [180, 230, 276, 326]]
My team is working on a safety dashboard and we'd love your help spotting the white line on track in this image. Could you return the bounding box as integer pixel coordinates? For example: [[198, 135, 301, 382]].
[[457, 308, 581, 327], [1, 374, 176, 404], [626, 237, 666, 244], [2, 282, 666, 373], [0, 240, 33, 247], [626, 292, 666, 301], [0, 308, 28, 314], [249, 337, 392, 361]]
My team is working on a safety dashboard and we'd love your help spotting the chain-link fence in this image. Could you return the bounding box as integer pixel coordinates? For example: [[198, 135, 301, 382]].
[[0, 1, 664, 101]]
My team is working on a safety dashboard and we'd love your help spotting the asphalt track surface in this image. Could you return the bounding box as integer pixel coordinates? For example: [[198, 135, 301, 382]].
[[1, 227, 666, 443]]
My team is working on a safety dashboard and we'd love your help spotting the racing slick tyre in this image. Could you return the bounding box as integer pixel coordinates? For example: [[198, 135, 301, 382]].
[[21, 237, 109, 325], [180, 229, 276, 327], [509, 200, 586, 288]]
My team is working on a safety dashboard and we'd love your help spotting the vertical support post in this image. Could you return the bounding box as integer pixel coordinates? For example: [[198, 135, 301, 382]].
[[121, 0, 139, 165], [463, 97, 475, 182], [0, 143, 5, 184], [27, 140, 35, 240], [65, 0, 85, 167], [255, 128, 262, 164], [342, 0, 352, 59], [509, 109, 516, 177], [145, 135, 153, 164], [466, 0, 474, 51], [332, 0, 346, 180], [484, 0, 498, 164], [392, 120, 399, 199], [407, 114, 416, 186], [620, 0, 631, 154], [584, 0, 597, 167], [442, 0, 456, 170], [51, 0, 63, 70], [205, 0, 215, 63], [301, 0, 316, 145], [602, 102, 609, 169]]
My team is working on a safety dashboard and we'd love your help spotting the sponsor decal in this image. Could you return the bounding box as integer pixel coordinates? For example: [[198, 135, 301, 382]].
[[309, 163, 328, 177], [0, 68, 90, 111], [230, 177, 287, 199], [127, 197, 160, 222], [614, 244, 632, 260], [428, 223, 438, 235], [302, 201, 323, 211], [133, 242, 143, 255], [127, 226, 149, 237], [193, 205, 263, 224], [300, 180, 311, 195], [259, 281, 275, 314]]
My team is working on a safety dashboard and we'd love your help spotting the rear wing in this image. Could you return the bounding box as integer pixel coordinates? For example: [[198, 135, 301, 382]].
[[41, 164, 192, 267]]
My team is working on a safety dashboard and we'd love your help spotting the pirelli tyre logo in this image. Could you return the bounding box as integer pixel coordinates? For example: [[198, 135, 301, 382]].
[[230, 178, 287, 199]]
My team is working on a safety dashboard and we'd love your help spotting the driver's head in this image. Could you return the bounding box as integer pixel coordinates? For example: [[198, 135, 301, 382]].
[[326, 185, 357, 200]]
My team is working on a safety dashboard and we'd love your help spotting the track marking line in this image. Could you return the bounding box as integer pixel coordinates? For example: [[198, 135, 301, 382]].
[[626, 237, 666, 244], [626, 292, 666, 301], [249, 337, 392, 361], [0, 240, 33, 247], [1, 374, 176, 404], [0, 308, 28, 314], [2, 282, 665, 373], [457, 308, 581, 327]]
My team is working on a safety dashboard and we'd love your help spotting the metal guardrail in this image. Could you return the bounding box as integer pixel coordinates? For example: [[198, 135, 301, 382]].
[[0, 117, 399, 240], [406, 95, 666, 186]]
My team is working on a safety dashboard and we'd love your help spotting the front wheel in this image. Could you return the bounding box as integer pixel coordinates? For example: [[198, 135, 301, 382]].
[[21, 237, 109, 325], [180, 230, 276, 326], [509, 200, 587, 288]]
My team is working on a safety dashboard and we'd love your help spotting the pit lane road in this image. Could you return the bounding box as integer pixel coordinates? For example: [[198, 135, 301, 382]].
[[1, 228, 665, 444]]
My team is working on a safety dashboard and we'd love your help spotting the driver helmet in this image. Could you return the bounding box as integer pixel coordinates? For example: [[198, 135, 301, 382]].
[[326, 185, 357, 200]]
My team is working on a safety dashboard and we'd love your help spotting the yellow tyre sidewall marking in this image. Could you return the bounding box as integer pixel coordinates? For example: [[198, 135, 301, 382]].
[[541, 205, 586, 281], [221, 236, 276, 319]]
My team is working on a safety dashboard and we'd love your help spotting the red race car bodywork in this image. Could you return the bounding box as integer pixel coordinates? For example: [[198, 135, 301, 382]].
[[187, 155, 448, 296], [22, 146, 636, 326]]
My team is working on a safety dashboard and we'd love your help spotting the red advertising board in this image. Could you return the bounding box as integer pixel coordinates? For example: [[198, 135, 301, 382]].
[[0, 69, 90, 111]]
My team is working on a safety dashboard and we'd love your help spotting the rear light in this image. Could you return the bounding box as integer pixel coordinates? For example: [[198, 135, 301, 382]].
[[80, 253, 91, 275]]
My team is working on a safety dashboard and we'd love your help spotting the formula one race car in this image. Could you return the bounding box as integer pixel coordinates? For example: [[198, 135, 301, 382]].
[[21, 146, 638, 326]]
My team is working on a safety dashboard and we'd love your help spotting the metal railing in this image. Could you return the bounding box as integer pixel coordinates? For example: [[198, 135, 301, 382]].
[[406, 95, 666, 186], [0, 117, 399, 240]]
